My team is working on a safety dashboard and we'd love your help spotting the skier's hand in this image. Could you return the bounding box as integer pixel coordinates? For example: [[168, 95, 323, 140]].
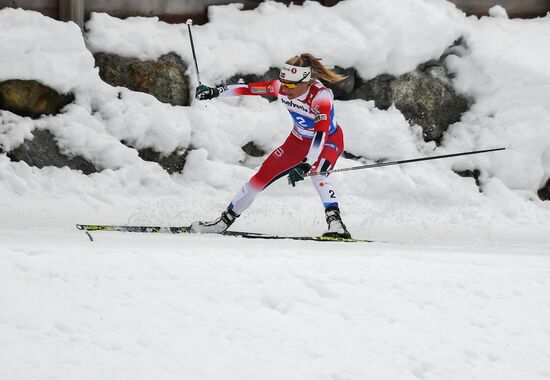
[[287, 162, 312, 187], [195, 85, 219, 100]]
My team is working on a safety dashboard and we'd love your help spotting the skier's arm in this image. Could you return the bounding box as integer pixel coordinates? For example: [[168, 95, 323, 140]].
[[195, 81, 280, 100], [218, 81, 280, 97], [304, 90, 332, 165]]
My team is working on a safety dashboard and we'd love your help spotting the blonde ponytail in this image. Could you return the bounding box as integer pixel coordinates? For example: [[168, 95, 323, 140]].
[[285, 53, 346, 83]]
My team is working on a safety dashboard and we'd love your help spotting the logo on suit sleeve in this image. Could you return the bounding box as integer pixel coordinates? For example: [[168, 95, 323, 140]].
[[315, 114, 328, 122]]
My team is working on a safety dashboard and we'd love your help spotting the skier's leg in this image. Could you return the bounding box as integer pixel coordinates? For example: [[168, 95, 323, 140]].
[[310, 128, 343, 210], [250, 135, 308, 190], [309, 161, 350, 238], [309, 129, 351, 238], [230, 134, 306, 215], [228, 181, 261, 215], [310, 159, 339, 210], [191, 134, 306, 233]]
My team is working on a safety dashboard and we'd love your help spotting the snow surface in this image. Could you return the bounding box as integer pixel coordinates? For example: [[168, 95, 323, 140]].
[[1, 1, 550, 379], [2, 229, 550, 380]]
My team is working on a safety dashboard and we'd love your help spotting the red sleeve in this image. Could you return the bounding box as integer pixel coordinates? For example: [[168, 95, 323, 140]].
[[310, 89, 333, 135], [217, 80, 280, 97]]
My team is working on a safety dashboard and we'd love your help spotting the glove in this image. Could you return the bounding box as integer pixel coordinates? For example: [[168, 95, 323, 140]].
[[195, 84, 219, 100], [287, 162, 312, 187]]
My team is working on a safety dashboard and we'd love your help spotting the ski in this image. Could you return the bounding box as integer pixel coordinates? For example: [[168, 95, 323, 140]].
[[76, 224, 191, 234], [224, 231, 372, 243], [76, 224, 372, 243]]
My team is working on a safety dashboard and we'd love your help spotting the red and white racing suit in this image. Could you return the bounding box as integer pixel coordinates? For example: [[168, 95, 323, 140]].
[[216, 79, 345, 215]]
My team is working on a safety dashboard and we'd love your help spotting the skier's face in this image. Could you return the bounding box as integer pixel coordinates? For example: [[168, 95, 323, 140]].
[[281, 81, 310, 99]]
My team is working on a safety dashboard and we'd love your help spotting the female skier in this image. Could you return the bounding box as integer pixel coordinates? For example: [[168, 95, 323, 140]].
[[191, 53, 351, 238]]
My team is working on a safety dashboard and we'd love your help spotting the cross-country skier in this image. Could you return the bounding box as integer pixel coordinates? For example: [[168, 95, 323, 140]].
[[191, 53, 351, 238]]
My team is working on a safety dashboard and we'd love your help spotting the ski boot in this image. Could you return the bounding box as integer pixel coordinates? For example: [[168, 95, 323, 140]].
[[322, 207, 351, 239], [190, 208, 238, 234]]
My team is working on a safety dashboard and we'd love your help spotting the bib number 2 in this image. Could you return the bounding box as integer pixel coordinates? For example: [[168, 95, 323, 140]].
[[295, 116, 308, 128]]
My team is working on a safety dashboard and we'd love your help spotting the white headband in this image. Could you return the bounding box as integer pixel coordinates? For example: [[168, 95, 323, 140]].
[[279, 63, 312, 83]]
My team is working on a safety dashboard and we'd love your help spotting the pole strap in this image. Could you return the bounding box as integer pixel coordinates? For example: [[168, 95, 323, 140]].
[[307, 147, 506, 176]]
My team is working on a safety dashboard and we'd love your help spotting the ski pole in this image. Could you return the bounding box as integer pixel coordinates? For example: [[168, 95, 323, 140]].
[[307, 147, 506, 176], [186, 19, 201, 85]]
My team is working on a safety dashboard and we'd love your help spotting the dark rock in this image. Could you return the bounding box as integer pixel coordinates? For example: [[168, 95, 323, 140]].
[[352, 64, 469, 143], [94, 52, 190, 106], [241, 141, 266, 157], [0, 80, 74, 119], [342, 150, 362, 160], [225, 67, 280, 85], [455, 169, 482, 189], [420, 60, 452, 84], [137, 147, 189, 174], [6, 129, 97, 174], [121, 140, 190, 174], [323, 66, 357, 100], [538, 178, 550, 201], [353, 73, 395, 110]]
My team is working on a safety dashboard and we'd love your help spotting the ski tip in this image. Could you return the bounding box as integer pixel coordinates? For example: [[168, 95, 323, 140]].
[[85, 231, 94, 242]]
